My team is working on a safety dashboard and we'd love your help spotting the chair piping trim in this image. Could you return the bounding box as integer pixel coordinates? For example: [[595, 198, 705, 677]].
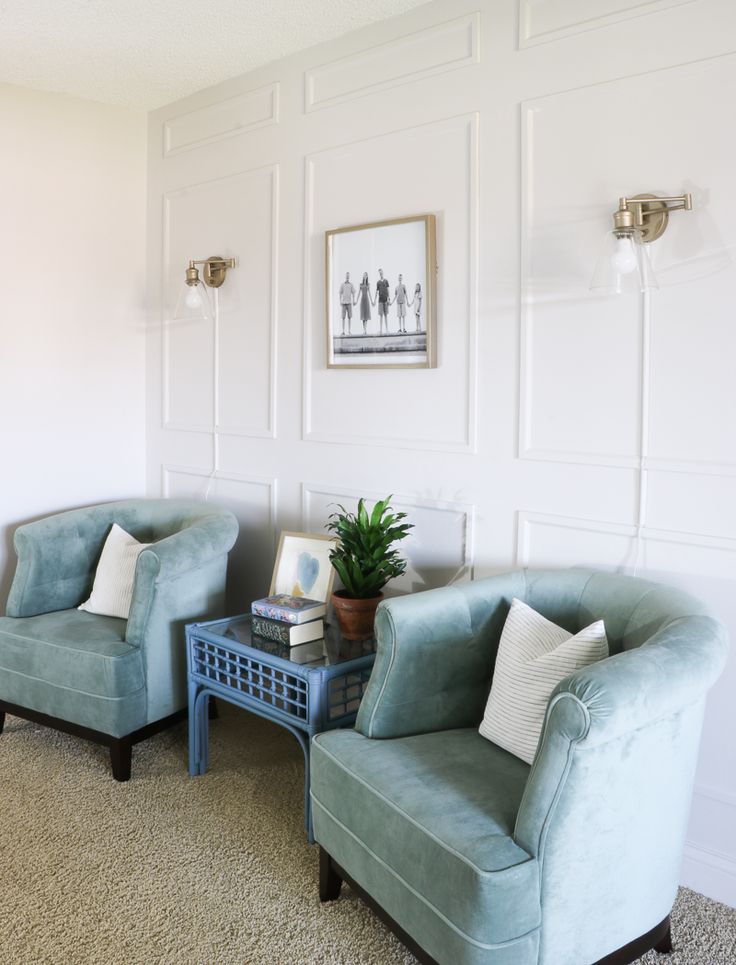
[[311, 737, 534, 877], [0, 665, 146, 702], [0, 626, 137, 656], [365, 606, 398, 738], [312, 796, 540, 951], [513, 692, 586, 854]]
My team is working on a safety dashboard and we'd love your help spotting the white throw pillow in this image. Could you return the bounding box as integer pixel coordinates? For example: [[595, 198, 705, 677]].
[[479, 598, 608, 764], [78, 523, 150, 620]]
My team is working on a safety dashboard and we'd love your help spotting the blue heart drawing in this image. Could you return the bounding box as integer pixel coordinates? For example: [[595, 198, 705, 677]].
[[297, 552, 319, 595]]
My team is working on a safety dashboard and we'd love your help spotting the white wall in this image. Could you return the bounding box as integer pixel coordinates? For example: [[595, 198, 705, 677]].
[[0, 85, 147, 603], [146, 0, 736, 905]]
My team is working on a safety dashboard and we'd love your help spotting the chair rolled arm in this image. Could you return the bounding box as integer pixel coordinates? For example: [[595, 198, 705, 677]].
[[514, 614, 728, 857], [6, 510, 101, 617], [555, 614, 728, 747], [355, 572, 527, 739], [126, 513, 238, 647]]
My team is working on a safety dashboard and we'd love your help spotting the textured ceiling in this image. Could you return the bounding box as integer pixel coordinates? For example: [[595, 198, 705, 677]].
[[0, 0, 432, 110]]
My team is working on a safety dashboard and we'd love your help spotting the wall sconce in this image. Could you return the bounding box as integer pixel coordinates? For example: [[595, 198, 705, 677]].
[[590, 193, 692, 294], [174, 255, 237, 320]]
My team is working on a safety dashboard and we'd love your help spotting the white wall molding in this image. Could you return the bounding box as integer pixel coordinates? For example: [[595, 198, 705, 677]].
[[161, 164, 279, 439], [683, 787, 736, 906], [519, 0, 695, 50], [163, 83, 279, 157], [644, 456, 736, 479], [517, 509, 736, 568], [302, 112, 479, 454], [305, 12, 480, 112], [518, 52, 736, 477], [162, 465, 278, 605], [303, 483, 476, 590], [518, 96, 643, 470], [681, 843, 736, 908], [162, 464, 277, 523], [516, 511, 635, 567], [145, 0, 736, 911], [694, 783, 736, 811]]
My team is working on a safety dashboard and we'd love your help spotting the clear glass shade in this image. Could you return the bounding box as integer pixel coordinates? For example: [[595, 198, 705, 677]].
[[173, 279, 212, 321], [590, 231, 658, 294]]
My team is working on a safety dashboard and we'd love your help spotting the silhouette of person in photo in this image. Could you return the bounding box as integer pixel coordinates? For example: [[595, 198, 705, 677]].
[[391, 273, 409, 333], [375, 268, 390, 335], [408, 282, 423, 332], [358, 272, 373, 334], [339, 272, 356, 335]]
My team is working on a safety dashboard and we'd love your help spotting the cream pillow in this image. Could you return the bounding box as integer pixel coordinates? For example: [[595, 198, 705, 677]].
[[479, 598, 608, 764], [78, 523, 150, 620]]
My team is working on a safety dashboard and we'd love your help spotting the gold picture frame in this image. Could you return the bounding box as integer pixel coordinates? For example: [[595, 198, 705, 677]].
[[325, 213, 437, 369], [269, 531, 337, 602]]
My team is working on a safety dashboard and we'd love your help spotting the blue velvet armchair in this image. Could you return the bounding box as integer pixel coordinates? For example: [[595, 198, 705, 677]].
[[312, 568, 728, 965], [0, 499, 238, 779]]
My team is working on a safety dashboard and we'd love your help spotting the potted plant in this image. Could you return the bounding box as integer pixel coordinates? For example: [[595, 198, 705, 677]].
[[326, 496, 413, 640]]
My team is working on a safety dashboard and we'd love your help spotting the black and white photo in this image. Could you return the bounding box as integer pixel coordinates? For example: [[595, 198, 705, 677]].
[[325, 214, 437, 368]]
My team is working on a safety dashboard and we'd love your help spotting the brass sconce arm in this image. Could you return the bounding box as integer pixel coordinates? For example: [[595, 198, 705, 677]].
[[619, 194, 692, 212], [613, 193, 693, 242], [185, 256, 237, 288]]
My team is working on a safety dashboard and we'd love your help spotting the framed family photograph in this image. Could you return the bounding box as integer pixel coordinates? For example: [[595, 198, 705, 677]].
[[269, 532, 337, 602], [325, 214, 437, 369]]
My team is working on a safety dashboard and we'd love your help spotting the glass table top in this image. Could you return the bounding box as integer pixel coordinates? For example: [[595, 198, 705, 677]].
[[205, 614, 377, 668]]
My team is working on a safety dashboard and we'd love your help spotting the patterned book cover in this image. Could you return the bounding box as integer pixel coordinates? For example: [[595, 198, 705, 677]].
[[250, 594, 326, 625], [251, 615, 324, 646]]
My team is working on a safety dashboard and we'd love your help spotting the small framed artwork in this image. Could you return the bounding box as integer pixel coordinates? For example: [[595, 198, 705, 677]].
[[325, 213, 437, 369], [269, 532, 337, 602]]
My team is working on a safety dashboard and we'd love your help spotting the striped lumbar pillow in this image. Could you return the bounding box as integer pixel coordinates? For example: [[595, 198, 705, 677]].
[[78, 523, 150, 620], [479, 598, 608, 764]]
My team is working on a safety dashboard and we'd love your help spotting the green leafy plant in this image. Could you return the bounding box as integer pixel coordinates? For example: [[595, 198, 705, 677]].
[[326, 496, 414, 599]]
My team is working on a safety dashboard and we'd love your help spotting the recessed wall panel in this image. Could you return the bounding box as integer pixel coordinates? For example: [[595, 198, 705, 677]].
[[517, 512, 635, 571], [519, 0, 693, 47], [519, 511, 736, 584], [304, 485, 475, 593], [521, 53, 736, 470], [520, 98, 643, 466], [305, 13, 479, 112], [163, 466, 276, 604], [163, 166, 277, 438], [164, 84, 279, 156], [646, 471, 736, 541], [304, 113, 478, 452]]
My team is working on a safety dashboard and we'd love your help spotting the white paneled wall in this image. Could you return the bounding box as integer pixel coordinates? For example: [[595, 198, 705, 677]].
[[146, 0, 736, 905]]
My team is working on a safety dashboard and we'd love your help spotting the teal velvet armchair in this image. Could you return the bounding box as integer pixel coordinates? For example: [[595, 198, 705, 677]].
[[312, 568, 728, 965], [0, 499, 238, 779]]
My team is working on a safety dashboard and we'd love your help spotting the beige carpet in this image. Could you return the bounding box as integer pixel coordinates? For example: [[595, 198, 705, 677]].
[[0, 704, 734, 965]]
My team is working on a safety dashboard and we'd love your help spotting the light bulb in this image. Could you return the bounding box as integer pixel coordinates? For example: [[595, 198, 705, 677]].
[[612, 236, 639, 275], [185, 284, 204, 309]]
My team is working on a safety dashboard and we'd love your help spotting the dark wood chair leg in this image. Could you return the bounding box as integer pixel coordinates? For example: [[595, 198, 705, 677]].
[[208, 696, 219, 720], [319, 847, 343, 902], [110, 738, 132, 781], [655, 921, 673, 954], [0, 712, 5, 735]]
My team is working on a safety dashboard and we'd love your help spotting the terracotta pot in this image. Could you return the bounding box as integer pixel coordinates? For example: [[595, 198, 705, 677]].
[[331, 591, 383, 640]]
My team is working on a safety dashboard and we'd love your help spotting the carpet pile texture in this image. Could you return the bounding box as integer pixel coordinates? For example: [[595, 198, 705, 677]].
[[1, 704, 734, 964]]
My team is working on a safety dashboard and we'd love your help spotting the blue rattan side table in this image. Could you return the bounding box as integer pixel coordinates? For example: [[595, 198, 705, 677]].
[[186, 614, 376, 841]]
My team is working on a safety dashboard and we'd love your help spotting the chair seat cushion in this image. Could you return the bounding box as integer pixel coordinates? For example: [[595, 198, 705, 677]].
[[311, 728, 540, 949], [0, 610, 144, 699]]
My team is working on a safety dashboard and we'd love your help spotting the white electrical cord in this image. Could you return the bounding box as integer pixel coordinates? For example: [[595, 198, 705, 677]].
[[203, 287, 220, 502], [632, 288, 651, 577]]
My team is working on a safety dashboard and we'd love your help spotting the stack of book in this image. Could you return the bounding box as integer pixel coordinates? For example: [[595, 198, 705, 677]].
[[250, 593, 326, 647]]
